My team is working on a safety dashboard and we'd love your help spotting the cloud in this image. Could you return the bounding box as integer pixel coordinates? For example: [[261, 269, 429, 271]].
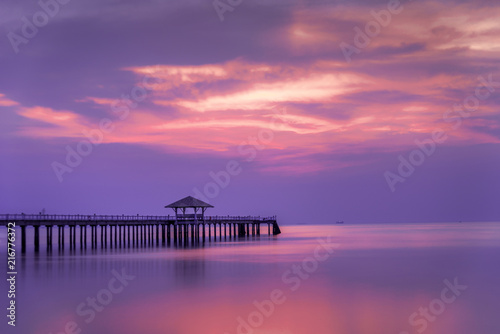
[[9, 50, 500, 174], [4, 0, 500, 174], [0, 94, 19, 107]]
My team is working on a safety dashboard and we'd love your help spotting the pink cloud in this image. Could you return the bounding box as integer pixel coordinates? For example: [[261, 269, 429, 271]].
[[0, 94, 19, 107], [8, 2, 500, 176]]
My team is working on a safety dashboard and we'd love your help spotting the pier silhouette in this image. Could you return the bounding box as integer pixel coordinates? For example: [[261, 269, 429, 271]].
[[0, 196, 281, 253]]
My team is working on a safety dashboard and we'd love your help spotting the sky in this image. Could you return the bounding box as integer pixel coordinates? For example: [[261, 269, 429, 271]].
[[0, 0, 499, 224]]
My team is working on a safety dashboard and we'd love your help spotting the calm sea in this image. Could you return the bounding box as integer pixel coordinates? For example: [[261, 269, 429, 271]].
[[1, 222, 499, 334]]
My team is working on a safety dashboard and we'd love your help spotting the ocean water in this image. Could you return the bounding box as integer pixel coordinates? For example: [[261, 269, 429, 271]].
[[1, 222, 499, 334]]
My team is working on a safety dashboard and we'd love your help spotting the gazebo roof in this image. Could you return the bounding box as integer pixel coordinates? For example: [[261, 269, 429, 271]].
[[165, 196, 214, 209]]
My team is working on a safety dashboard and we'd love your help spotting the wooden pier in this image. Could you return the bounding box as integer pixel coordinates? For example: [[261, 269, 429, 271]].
[[0, 196, 281, 252], [0, 213, 281, 252]]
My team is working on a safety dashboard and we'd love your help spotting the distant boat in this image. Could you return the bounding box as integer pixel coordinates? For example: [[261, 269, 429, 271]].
[[336, 221, 344, 224]]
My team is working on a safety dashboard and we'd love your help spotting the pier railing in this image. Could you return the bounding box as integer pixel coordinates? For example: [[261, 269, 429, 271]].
[[0, 214, 277, 225]]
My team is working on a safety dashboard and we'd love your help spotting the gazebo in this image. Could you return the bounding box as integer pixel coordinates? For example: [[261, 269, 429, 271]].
[[165, 196, 214, 223]]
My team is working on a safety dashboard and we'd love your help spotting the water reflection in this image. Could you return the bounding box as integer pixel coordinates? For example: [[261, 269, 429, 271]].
[[0, 223, 499, 334]]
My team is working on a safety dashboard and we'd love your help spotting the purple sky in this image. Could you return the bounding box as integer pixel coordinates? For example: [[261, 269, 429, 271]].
[[1, 0, 499, 224]]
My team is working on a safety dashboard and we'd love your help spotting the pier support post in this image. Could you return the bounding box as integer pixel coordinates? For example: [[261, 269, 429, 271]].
[[69, 226, 73, 249], [138, 225, 142, 247], [238, 223, 245, 237], [115, 226, 118, 248], [147, 224, 150, 245], [118, 226, 122, 248], [104, 225, 107, 248], [21, 225, 26, 253], [272, 222, 281, 235], [123, 225, 126, 247], [140, 225, 144, 247], [114, 225, 118, 248], [34, 225, 40, 252], [46, 225, 52, 250], [109, 224, 113, 249], [147, 225, 151, 246], [173, 225, 177, 245], [156, 224, 159, 246], [73, 226, 76, 248], [135, 225, 139, 247], [46, 226, 50, 249], [167, 224, 171, 245], [100, 225, 104, 248], [138, 225, 141, 247], [83, 225, 87, 249], [61, 225, 65, 249], [90, 226, 94, 248], [94, 226, 98, 248], [146, 225, 149, 246], [128, 225, 131, 248], [79, 226, 83, 249]]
